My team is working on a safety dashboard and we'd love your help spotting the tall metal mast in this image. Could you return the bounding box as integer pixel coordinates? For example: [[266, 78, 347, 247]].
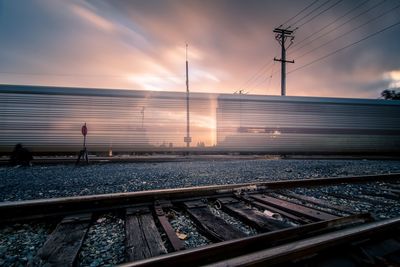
[[273, 28, 295, 96], [141, 106, 145, 128], [184, 43, 191, 148]]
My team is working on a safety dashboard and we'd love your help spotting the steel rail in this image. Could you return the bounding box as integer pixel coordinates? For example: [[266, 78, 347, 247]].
[[204, 216, 400, 267], [1, 173, 399, 223], [120, 213, 372, 267]]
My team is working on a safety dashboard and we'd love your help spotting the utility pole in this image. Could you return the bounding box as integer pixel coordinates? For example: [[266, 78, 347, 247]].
[[237, 90, 246, 130], [273, 28, 294, 96], [141, 106, 145, 128], [184, 43, 191, 148]]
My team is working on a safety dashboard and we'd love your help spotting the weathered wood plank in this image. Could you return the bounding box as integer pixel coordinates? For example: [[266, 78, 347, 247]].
[[184, 200, 246, 242], [218, 197, 291, 232], [126, 207, 167, 262], [238, 194, 312, 224], [35, 213, 91, 267], [183, 200, 208, 209], [206, 217, 400, 267], [120, 214, 372, 267], [251, 194, 337, 221], [281, 191, 354, 214]]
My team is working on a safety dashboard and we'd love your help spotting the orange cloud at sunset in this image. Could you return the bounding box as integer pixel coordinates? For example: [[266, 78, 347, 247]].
[[1, 0, 400, 99]]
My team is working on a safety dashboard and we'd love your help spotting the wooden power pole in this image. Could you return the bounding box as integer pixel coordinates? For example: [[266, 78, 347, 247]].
[[273, 28, 295, 96]]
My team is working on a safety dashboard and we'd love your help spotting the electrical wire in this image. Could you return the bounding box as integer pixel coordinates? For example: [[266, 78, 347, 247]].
[[290, 0, 387, 55], [247, 60, 275, 92], [296, 2, 400, 60], [292, 0, 371, 49], [288, 0, 333, 29], [251, 65, 284, 94], [240, 0, 332, 92], [266, 61, 276, 93], [295, 0, 344, 29], [279, 0, 321, 28], [288, 19, 400, 74], [236, 60, 274, 92]]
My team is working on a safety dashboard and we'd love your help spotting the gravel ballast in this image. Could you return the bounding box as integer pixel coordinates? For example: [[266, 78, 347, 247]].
[[78, 214, 125, 267], [0, 159, 400, 202], [1, 159, 400, 266], [0, 223, 53, 266]]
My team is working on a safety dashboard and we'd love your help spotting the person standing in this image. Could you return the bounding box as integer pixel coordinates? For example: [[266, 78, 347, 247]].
[[10, 143, 33, 166]]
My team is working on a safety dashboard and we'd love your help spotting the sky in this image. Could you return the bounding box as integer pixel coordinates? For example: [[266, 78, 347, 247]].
[[1, 0, 400, 99]]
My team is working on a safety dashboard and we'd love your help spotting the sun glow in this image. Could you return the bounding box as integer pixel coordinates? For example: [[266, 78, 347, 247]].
[[126, 75, 172, 91], [383, 70, 400, 88]]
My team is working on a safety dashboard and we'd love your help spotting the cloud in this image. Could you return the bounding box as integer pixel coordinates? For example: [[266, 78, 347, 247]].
[[384, 70, 400, 88], [1, 0, 400, 98], [71, 4, 115, 32]]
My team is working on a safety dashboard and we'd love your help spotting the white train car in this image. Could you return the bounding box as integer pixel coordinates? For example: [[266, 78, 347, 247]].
[[216, 94, 400, 154], [1, 84, 399, 155], [0, 84, 216, 153]]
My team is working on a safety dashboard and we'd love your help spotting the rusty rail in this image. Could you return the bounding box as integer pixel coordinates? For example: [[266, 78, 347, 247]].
[[1, 173, 399, 266], [1, 173, 399, 223]]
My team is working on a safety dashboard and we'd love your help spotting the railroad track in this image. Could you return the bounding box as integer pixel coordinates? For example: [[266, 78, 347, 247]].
[[1, 174, 400, 266]]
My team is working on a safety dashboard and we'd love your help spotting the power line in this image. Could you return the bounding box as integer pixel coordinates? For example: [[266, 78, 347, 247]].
[[266, 61, 276, 93], [292, 0, 371, 49], [289, 0, 333, 29], [244, 63, 275, 93], [295, 2, 400, 60], [288, 19, 400, 74], [247, 62, 276, 93], [295, 0, 344, 29], [290, 0, 387, 55], [237, 60, 274, 92], [279, 0, 321, 28], [242, 0, 324, 92]]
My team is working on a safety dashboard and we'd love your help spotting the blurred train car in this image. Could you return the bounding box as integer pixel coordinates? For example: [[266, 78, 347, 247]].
[[0, 84, 218, 154], [1, 84, 400, 155], [216, 94, 400, 154]]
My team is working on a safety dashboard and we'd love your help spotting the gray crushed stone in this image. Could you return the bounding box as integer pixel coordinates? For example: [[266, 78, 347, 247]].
[[291, 182, 400, 219], [78, 214, 125, 267], [0, 159, 399, 266], [0, 159, 399, 202], [0, 223, 52, 267], [168, 209, 210, 248]]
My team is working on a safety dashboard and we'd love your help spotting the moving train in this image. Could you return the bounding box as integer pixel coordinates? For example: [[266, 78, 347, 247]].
[[1, 84, 399, 155], [216, 93, 400, 154]]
